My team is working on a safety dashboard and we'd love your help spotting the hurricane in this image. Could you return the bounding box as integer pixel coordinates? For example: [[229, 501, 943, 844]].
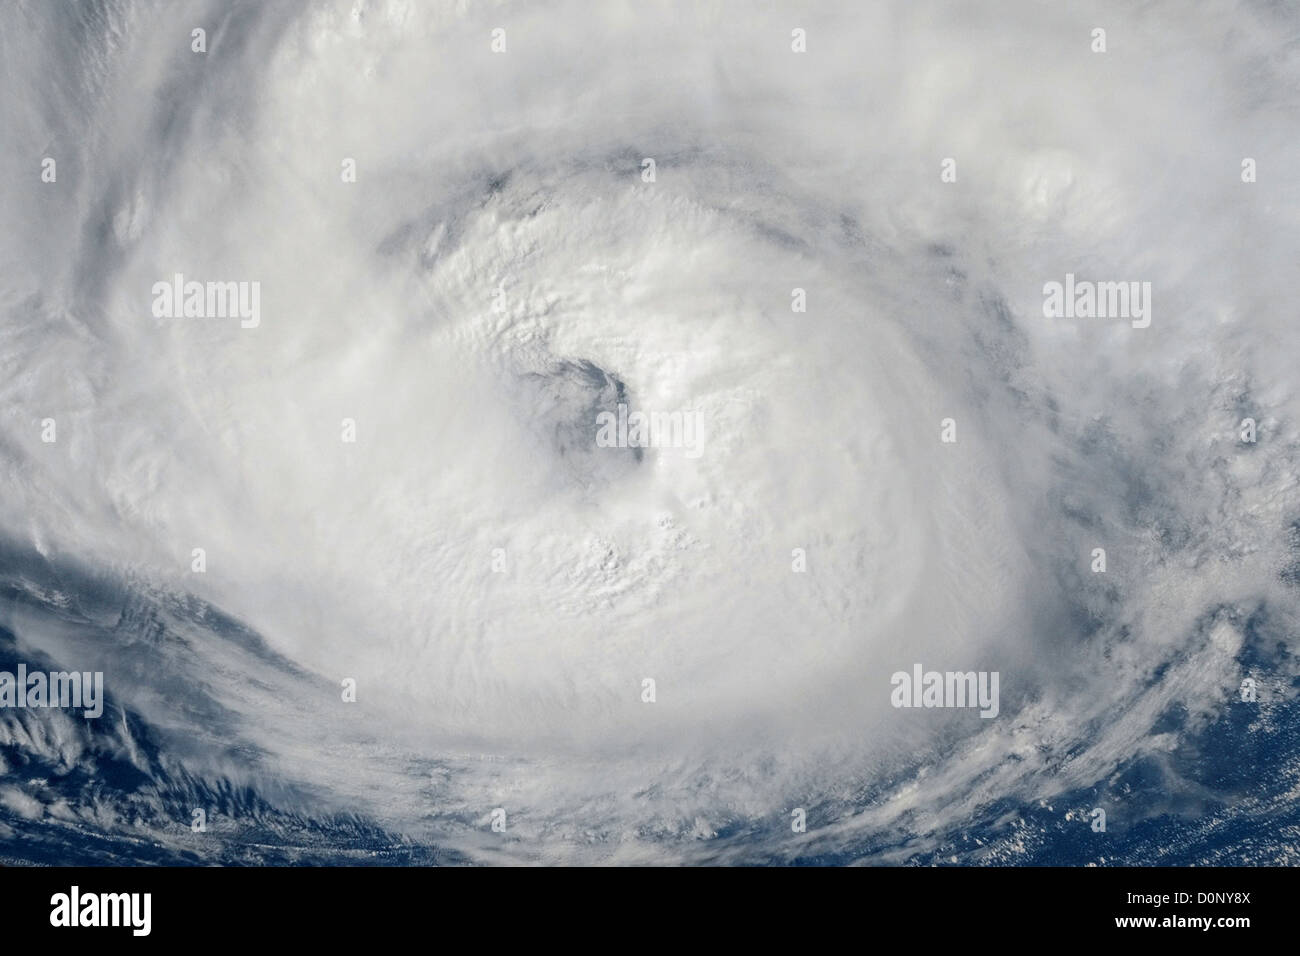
[[2, 0, 1298, 866]]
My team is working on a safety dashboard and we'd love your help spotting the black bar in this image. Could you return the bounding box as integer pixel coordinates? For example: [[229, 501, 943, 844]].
[[0, 865, 1285, 941]]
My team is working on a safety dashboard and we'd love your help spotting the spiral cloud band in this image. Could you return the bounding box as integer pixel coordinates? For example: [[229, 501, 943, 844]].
[[1, 0, 1298, 866]]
